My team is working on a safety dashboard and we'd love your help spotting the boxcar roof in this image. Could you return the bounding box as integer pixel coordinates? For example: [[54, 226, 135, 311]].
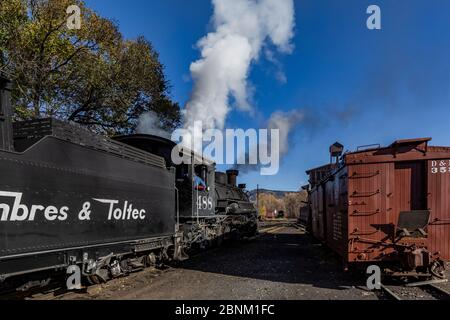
[[305, 163, 337, 175], [389, 137, 432, 147], [345, 137, 450, 164]]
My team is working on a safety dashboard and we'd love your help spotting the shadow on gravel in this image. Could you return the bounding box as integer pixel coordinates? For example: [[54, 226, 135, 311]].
[[179, 230, 367, 291]]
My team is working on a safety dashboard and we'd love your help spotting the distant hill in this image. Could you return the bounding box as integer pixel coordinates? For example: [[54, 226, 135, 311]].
[[247, 189, 305, 202]]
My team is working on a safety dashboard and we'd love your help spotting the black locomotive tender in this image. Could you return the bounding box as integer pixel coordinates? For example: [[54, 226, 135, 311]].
[[0, 74, 257, 292]]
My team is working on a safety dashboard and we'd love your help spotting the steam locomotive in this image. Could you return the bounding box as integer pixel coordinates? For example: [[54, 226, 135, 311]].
[[0, 74, 257, 292]]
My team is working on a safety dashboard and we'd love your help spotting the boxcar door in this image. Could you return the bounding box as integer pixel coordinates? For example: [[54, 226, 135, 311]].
[[394, 161, 427, 213]]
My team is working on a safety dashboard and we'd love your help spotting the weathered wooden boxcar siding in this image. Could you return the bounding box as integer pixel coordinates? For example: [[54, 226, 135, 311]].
[[338, 168, 349, 260], [324, 168, 348, 257], [310, 141, 450, 266], [325, 179, 334, 246], [346, 162, 395, 262], [310, 187, 320, 239], [310, 188, 318, 237], [428, 159, 450, 260], [317, 185, 325, 240], [311, 182, 330, 242]]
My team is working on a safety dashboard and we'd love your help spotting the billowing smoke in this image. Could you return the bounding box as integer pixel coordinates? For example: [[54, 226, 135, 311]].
[[136, 111, 170, 139], [184, 0, 295, 131], [267, 110, 303, 158], [233, 109, 304, 173]]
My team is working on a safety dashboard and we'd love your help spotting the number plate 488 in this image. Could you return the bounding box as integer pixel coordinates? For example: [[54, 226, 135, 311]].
[[197, 196, 213, 210]]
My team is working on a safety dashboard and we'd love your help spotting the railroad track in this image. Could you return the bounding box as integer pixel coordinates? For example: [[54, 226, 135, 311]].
[[258, 221, 301, 234], [379, 279, 450, 300], [20, 267, 172, 300], [0, 263, 175, 301], [259, 225, 286, 234], [6, 234, 262, 300], [4, 229, 267, 300]]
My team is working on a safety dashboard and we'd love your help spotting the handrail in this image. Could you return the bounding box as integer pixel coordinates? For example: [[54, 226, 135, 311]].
[[351, 209, 380, 217], [350, 189, 380, 198], [349, 170, 380, 179], [350, 228, 379, 236], [349, 237, 410, 248], [175, 187, 180, 233], [429, 218, 450, 225]]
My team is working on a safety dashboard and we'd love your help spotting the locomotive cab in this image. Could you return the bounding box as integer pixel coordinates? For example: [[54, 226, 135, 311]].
[[115, 134, 257, 248], [114, 134, 217, 218]]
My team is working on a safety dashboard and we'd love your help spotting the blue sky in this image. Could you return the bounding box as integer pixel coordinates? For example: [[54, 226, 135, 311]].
[[85, 0, 450, 191]]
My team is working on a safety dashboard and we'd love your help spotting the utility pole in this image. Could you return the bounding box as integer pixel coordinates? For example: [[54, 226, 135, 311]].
[[256, 184, 259, 218]]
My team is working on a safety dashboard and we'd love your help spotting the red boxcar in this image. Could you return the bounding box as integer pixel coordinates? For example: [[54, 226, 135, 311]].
[[308, 138, 450, 277]]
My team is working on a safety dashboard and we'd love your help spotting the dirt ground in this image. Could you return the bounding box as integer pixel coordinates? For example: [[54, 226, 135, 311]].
[[42, 221, 381, 300]]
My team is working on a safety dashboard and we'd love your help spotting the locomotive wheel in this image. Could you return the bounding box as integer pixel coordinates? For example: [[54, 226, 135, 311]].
[[86, 275, 102, 285], [86, 268, 110, 285]]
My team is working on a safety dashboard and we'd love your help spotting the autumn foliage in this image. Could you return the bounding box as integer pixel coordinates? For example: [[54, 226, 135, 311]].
[[0, 0, 181, 135], [258, 191, 307, 219]]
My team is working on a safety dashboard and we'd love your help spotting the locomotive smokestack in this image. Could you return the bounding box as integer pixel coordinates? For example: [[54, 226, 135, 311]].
[[215, 172, 227, 185], [0, 73, 13, 152], [226, 170, 239, 187]]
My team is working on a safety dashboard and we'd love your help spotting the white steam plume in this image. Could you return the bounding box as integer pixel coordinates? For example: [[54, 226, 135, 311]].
[[184, 0, 295, 131], [136, 111, 170, 139]]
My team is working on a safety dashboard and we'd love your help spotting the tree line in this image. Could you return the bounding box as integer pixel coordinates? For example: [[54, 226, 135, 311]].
[[258, 191, 308, 219], [0, 0, 181, 135]]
